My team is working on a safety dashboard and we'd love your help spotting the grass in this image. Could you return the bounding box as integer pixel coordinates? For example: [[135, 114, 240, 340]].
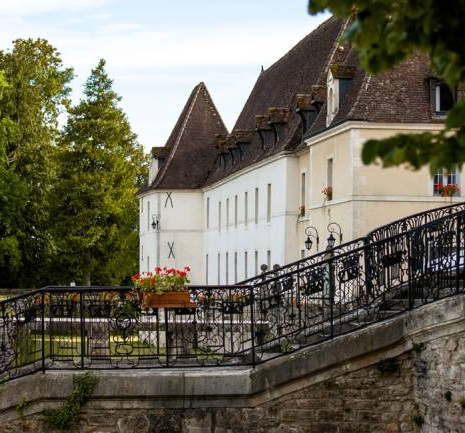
[[15, 332, 163, 366]]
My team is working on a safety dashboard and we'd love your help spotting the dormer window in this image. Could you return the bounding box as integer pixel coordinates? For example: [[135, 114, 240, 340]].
[[435, 82, 454, 115], [326, 65, 355, 127], [326, 70, 338, 126], [430, 79, 455, 118]]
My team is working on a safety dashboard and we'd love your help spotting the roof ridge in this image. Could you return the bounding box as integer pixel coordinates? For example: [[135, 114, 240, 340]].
[[320, 17, 351, 83], [154, 83, 203, 187], [199, 82, 229, 133]]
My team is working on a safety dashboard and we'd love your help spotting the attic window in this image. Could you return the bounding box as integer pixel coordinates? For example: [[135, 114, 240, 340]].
[[326, 71, 338, 126], [435, 83, 454, 115]]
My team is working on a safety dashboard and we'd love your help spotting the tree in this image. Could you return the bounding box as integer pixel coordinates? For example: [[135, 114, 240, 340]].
[[0, 39, 73, 287], [53, 59, 146, 286], [308, 0, 465, 171], [0, 72, 28, 280]]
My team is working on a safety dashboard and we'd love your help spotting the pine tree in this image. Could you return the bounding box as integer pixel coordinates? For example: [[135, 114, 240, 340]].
[[53, 59, 147, 286]]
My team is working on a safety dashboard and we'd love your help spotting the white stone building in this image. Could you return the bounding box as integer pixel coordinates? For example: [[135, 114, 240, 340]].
[[139, 17, 463, 285]]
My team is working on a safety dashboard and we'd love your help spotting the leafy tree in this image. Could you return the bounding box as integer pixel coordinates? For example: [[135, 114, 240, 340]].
[[0, 39, 72, 287], [309, 0, 465, 171], [53, 59, 146, 286], [0, 71, 28, 279]]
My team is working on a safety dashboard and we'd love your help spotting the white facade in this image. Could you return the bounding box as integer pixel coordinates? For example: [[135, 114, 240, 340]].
[[139, 153, 303, 285], [139, 190, 204, 285], [204, 154, 300, 285]]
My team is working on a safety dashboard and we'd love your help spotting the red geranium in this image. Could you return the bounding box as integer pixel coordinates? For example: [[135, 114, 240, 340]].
[[133, 266, 191, 294]]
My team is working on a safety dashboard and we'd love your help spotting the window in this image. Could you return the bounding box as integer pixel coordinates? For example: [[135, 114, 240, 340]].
[[254, 251, 258, 276], [225, 252, 229, 284], [206, 254, 209, 285], [433, 168, 460, 197], [434, 82, 454, 115], [327, 158, 333, 189], [218, 201, 221, 232], [254, 187, 259, 224], [226, 198, 230, 229], [234, 252, 238, 283], [326, 71, 338, 126], [267, 250, 271, 269], [327, 158, 333, 200], [266, 183, 271, 223], [244, 251, 248, 279], [206, 197, 210, 229], [301, 173, 306, 210], [301, 249, 306, 259], [147, 201, 150, 231], [244, 191, 248, 226], [234, 195, 238, 228], [217, 253, 221, 284]]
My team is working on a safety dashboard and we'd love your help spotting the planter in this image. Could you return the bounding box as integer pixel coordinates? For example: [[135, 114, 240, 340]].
[[141, 291, 196, 309]]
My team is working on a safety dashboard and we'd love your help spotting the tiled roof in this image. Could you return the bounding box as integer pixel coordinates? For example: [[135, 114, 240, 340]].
[[144, 82, 228, 191], [204, 16, 346, 185], [144, 16, 440, 192]]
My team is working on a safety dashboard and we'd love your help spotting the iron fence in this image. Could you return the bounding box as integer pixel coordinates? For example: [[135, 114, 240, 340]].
[[1, 203, 464, 382]]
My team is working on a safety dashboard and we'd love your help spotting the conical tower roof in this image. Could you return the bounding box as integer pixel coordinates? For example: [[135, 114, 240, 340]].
[[149, 82, 228, 189]]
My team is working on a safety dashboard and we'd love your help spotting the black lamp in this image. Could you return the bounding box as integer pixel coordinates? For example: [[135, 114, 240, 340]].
[[304, 226, 320, 252], [326, 222, 342, 249], [305, 236, 313, 251], [151, 215, 159, 231], [327, 232, 336, 249]]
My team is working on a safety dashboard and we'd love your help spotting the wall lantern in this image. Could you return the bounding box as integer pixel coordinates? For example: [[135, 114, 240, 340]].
[[304, 226, 320, 252], [327, 222, 342, 249], [151, 214, 159, 231]]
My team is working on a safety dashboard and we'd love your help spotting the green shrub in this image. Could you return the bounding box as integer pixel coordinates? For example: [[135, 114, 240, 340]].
[[43, 372, 98, 430]]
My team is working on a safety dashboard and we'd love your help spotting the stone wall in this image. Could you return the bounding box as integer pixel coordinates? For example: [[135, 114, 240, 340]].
[[1, 295, 464, 433]]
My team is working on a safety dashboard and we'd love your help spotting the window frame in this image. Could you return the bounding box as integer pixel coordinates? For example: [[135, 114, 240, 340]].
[[433, 168, 460, 197]]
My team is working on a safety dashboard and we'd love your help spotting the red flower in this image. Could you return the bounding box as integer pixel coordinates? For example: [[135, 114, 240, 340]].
[[184, 266, 191, 272], [179, 271, 187, 278], [155, 267, 161, 273], [131, 273, 140, 280], [149, 279, 154, 285]]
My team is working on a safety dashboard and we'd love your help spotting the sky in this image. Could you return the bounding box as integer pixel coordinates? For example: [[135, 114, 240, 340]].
[[0, 0, 329, 152]]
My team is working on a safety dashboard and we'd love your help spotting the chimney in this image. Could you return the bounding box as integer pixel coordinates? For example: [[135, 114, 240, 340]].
[[268, 107, 290, 144], [295, 94, 318, 134]]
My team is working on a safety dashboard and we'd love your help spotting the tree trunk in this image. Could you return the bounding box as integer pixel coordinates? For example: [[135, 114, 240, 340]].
[[83, 272, 91, 287]]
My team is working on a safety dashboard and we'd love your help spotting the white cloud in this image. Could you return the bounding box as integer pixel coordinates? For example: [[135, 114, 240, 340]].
[[0, 0, 114, 16]]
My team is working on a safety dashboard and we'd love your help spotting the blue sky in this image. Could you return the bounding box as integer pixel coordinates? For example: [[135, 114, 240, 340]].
[[0, 1, 329, 151]]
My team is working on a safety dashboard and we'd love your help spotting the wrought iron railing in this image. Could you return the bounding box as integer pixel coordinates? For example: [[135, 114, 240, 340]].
[[1, 202, 464, 382]]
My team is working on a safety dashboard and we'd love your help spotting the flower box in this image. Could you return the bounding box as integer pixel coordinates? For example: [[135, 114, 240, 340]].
[[322, 186, 333, 201], [141, 291, 196, 309]]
